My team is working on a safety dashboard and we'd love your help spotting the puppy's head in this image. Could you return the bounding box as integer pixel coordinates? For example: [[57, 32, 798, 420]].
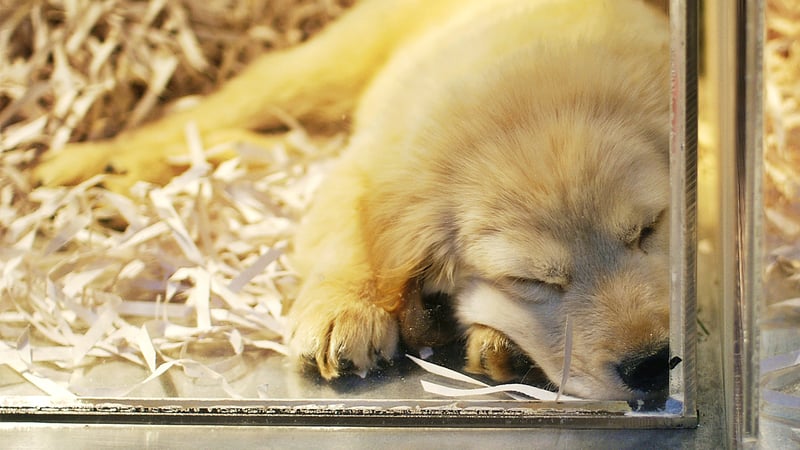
[[451, 109, 671, 401], [361, 42, 671, 400]]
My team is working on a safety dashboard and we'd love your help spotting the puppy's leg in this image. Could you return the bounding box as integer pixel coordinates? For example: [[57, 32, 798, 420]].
[[464, 324, 529, 383], [33, 0, 466, 190], [289, 273, 401, 379], [92, 128, 291, 192], [287, 155, 408, 379]]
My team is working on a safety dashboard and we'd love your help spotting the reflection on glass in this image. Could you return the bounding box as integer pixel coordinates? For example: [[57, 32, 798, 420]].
[[761, 0, 800, 443]]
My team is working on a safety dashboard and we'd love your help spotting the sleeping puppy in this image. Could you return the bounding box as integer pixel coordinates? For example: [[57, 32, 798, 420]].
[[35, 0, 672, 401]]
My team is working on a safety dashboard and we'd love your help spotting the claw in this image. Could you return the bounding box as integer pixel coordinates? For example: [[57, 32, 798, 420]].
[[336, 357, 356, 373]]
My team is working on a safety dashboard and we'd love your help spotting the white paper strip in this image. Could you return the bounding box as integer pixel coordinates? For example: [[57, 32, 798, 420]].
[[179, 359, 243, 399], [137, 325, 157, 373], [0, 340, 76, 398], [115, 359, 181, 397], [228, 329, 243, 355], [117, 222, 170, 249], [44, 214, 92, 255], [16, 327, 32, 366], [209, 279, 251, 311], [419, 379, 582, 402], [406, 354, 582, 402], [761, 349, 800, 373], [556, 315, 574, 402], [115, 358, 243, 399], [246, 339, 289, 355], [257, 383, 270, 399], [148, 189, 204, 264], [228, 242, 286, 293], [188, 270, 211, 329], [184, 122, 210, 170], [168, 267, 212, 329], [71, 307, 116, 365], [407, 354, 490, 386], [769, 297, 800, 310], [117, 300, 192, 318], [101, 190, 147, 230]]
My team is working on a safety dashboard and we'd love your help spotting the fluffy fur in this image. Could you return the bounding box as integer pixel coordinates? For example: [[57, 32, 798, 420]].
[[35, 0, 671, 400]]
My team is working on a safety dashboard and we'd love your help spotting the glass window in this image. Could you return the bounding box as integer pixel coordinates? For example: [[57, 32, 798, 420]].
[[0, 0, 697, 429]]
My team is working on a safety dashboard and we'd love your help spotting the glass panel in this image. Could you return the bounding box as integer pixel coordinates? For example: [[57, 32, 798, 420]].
[[0, 0, 696, 427]]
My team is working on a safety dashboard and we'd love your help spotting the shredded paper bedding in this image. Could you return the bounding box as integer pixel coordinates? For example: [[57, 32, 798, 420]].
[[0, 0, 353, 399]]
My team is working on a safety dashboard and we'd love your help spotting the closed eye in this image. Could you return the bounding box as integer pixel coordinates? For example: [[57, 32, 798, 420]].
[[635, 210, 665, 252], [638, 224, 656, 247], [505, 276, 565, 293]]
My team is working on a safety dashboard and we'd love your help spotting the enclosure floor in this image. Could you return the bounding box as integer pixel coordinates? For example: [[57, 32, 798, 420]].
[[0, 242, 734, 448]]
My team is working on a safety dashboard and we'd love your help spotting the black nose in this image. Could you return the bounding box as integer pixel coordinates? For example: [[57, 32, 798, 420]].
[[616, 345, 669, 393]]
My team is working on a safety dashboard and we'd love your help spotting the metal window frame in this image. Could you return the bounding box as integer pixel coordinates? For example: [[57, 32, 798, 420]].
[[713, 0, 764, 446]]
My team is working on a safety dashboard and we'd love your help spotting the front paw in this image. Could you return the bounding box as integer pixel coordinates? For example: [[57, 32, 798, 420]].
[[288, 299, 399, 380], [464, 324, 528, 383]]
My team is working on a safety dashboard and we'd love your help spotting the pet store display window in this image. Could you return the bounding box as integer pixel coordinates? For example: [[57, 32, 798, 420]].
[[2, 0, 759, 434]]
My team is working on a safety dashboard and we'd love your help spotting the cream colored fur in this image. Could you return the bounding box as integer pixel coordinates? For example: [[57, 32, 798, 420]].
[[35, 0, 671, 400]]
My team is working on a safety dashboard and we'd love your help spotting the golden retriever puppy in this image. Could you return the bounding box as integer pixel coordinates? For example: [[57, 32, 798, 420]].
[[35, 0, 671, 401]]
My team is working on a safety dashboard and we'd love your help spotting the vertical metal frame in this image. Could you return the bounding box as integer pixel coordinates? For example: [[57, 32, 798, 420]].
[[711, 0, 764, 446], [738, 2, 765, 443], [669, 0, 699, 419]]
